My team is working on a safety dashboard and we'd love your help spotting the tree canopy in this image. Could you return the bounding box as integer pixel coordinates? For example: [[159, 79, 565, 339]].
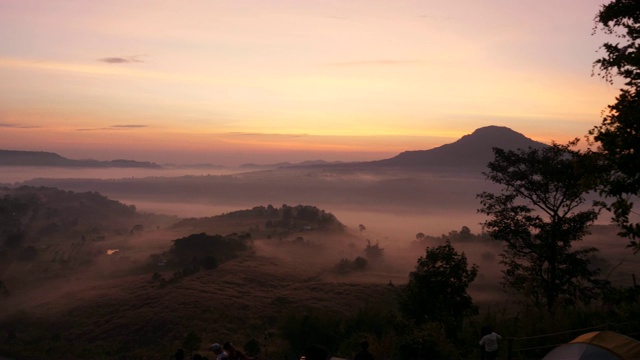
[[478, 145, 605, 312], [591, 0, 640, 252], [401, 241, 477, 332]]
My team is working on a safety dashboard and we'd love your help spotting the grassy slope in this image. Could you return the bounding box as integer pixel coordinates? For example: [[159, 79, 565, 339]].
[[1, 249, 398, 359]]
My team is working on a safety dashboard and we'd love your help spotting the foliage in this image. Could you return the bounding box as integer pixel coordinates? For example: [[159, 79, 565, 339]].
[[222, 204, 344, 231], [401, 241, 478, 333], [364, 240, 384, 260], [279, 310, 344, 357], [169, 232, 250, 264], [393, 322, 460, 360], [591, 0, 640, 252], [279, 304, 401, 359], [201, 255, 218, 269], [411, 226, 493, 250], [334, 256, 368, 275], [592, 0, 640, 87], [478, 145, 606, 312]]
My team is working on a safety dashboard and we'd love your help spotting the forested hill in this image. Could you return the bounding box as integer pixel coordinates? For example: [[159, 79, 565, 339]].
[[172, 204, 345, 233], [0, 150, 161, 168], [0, 186, 173, 249]]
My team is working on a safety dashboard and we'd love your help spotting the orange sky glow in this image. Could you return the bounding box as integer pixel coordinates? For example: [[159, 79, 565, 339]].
[[0, 0, 620, 166]]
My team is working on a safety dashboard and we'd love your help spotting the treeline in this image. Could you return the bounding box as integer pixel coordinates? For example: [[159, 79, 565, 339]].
[[0, 186, 140, 245], [221, 204, 344, 231], [148, 232, 253, 286]]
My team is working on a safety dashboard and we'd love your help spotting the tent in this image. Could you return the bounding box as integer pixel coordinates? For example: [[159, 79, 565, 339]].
[[542, 330, 640, 360]]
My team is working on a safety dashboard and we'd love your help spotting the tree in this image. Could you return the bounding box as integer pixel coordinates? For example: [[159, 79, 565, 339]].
[[591, 0, 640, 252], [201, 255, 218, 270], [478, 145, 605, 312], [459, 226, 472, 239], [401, 241, 478, 332]]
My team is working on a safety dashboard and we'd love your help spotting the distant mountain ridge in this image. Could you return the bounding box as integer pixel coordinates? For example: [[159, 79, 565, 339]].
[[0, 150, 162, 168], [2, 126, 546, 171], [364, 125, 548, 170]]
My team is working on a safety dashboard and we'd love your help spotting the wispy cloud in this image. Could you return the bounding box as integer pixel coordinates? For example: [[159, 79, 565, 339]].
[[0, 122, 40, 129], [76, 124, 147, 131], [98, 56, 143, 64], [326, 60, 418, 67], [229, 132, 307, 138], [111, 124, 147, 128], [0, 57, 214, 84]]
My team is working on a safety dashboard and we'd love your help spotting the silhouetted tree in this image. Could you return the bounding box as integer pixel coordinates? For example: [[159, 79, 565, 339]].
[[359, 224, 366, 233], [478, 145, 605, 312], [353, 256, 368, 270], [415, 232, 425, 241], [459, 226, 472, 239], [401, 241, 478, 332], [130, 224, 144, 234], [201, 255, 218, 270], [364, 240, 384, 260], [590, 0, 640, 252]]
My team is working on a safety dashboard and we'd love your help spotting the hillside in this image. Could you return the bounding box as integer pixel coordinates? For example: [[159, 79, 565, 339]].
[[14, 126, 545, 217], [366, 125, 548, 170], [0, 186, 398, 359], [0, 150, 162, 168], [0, 186, 637, 360]]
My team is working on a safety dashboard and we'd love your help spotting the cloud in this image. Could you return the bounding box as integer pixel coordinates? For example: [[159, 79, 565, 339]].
[[76, 124, 147, 131], [229, 132, 307, 138], [98, 56, 143, 64], [111, 124, 147, 128], [326, 60, 418, 67], [0, 123, 40, 129]]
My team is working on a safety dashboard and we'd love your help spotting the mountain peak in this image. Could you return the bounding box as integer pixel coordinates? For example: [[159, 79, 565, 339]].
[[370, 126, 547, 171], [469, 125, 525, 138]]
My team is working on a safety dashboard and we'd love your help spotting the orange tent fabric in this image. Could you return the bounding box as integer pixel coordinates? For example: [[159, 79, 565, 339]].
[[570, 331, 640, 360]]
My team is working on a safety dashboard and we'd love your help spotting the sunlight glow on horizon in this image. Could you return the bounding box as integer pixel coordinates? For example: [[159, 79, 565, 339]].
[[0, 0, 616, 165]]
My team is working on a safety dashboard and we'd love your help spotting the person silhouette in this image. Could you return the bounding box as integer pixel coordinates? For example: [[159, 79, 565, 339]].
[[479, 326, 502, 360], [210, 343, 228, 360], [174, 348, 185, 360], [223, 341, 254, 360], [354, 340, 374, 360]]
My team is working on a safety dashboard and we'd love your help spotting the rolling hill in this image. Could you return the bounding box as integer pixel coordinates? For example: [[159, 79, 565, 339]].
[[0, 150, 162, 168]]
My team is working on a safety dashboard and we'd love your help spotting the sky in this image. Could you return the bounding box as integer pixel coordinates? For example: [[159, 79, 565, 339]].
[[0, 0, 622, 166]]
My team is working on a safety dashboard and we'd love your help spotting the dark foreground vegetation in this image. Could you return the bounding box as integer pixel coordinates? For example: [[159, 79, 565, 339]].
[[0, 185, 638, 360]]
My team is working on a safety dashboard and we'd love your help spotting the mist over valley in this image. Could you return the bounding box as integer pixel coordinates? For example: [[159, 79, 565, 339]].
[[1, 126, 638, 359]]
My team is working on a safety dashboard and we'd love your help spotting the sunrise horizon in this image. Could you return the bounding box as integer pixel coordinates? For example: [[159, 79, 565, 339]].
[[0, 0, 619, 166]]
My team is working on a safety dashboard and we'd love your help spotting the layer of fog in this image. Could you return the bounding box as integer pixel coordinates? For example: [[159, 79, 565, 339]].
[[4, 165, 637, 314], [0, 166, 255, 184]]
